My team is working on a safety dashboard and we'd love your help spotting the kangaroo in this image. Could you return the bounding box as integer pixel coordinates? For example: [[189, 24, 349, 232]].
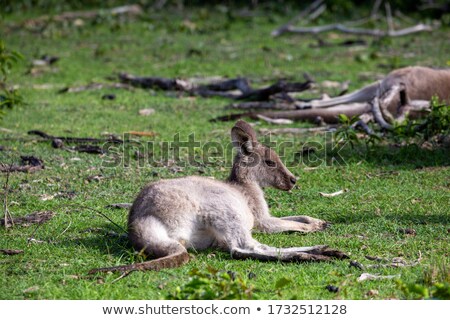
[[89, 120, 347, 274], [302, 66, 450, 120], [213, 67, 450, 125]]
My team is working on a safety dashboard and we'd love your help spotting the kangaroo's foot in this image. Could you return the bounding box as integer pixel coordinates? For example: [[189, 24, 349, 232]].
[[231, 244, 349, 262]]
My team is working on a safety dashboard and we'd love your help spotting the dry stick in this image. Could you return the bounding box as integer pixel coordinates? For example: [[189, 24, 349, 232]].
[[271, 0, 324, 36], [371, 0, 383, 19], [306, 3, 327, 22], [385, 2, 395, 32], [2, 167, 14, 228]]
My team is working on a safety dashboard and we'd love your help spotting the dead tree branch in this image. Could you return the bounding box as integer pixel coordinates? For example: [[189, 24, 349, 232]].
[[211, 103, 371, 124], [22, 4, 143, 28], [0, 156, 44, 174], [271, 0, 324, 37], [119, 73, 313, 102], [28, 130, 123, 144], [284, 23, 432, 37]]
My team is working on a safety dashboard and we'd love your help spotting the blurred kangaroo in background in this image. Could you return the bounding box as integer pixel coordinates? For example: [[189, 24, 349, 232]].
[[302, 66, 450, 122], [89, 120, 347, 274]]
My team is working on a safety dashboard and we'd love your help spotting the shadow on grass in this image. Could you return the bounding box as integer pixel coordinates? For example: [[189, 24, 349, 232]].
[[336, 143, 450, 169], [330, 210, 450, 225]]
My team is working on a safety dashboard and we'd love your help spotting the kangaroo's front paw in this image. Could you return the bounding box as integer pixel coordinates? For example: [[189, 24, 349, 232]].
[[281, 215, 329, 232]]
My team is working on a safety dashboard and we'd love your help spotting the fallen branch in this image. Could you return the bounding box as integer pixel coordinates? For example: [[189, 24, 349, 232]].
[[271, 0, 325, 36], [0, 156, 44, 173], [0, 249, 24, 255], [211, 103, 371, 123], [235, 80, 312, 101], [258, 126, 336, 135], [119, 73, 190, 91], [256, 115, 293, 125], [226, 101, 297, 110], [285, 23, 432, 37], [58, 82, 133, 93], [119, 73, 313, 102], [23, 4, 143, 28], [1, 211, 55, 228], [28, 130, 123, 144]]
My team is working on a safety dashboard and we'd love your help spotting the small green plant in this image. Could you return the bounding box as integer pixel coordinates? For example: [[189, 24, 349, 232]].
[[335, 114, 381, 150], [165, 267, 257, 300], [0, 40, 24, 119], [335, 114, 360, 149], [397, 264, 450, 300], [393, 97, 450, 141], [397, 280, 450, 300], [0, 40, 22, 83]]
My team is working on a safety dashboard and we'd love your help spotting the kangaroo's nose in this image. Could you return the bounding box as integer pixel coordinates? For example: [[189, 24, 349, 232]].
[[290, 177, 297, 185]]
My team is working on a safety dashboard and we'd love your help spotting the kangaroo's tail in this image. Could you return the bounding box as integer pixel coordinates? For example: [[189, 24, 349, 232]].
[[88, 249, 190, 274]]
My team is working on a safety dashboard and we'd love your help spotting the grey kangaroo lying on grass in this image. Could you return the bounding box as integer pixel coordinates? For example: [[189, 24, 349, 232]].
[[89, 120, 347, 274]]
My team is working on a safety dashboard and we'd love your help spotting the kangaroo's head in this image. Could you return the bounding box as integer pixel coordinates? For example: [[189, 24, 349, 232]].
[[229, 120, 297, 191]]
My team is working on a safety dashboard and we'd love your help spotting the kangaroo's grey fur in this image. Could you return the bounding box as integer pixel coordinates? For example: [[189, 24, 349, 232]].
[[89, 120, 347, 274]]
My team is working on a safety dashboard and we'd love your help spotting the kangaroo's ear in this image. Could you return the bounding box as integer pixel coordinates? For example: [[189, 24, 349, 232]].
[[231, 120, 257, 153]]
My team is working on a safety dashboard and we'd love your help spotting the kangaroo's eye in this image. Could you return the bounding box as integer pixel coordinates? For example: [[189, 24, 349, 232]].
[[265, 160, 276, 167]]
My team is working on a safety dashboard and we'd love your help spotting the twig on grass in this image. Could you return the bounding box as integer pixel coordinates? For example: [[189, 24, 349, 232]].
[[2, 166, 14, 228]]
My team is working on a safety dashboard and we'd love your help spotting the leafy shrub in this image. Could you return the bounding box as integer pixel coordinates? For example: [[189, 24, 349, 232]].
[[165, 266, 257, 300]]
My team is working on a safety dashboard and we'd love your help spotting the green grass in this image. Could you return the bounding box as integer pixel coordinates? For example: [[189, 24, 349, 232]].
[[1, 6, 449, 300]]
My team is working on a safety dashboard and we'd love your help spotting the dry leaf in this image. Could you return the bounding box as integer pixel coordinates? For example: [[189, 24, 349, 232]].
[[357, 273, 399, 282], [23, 286, 40, 294], [319, 189, 347, 197]]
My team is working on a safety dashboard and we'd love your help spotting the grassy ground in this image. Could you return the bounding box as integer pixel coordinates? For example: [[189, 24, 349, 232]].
[[0, 5, 449, 300]]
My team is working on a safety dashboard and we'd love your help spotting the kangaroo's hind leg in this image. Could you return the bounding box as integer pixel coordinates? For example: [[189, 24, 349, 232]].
[[211, 215, 347, 263], [89, 216, 189, 274]]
